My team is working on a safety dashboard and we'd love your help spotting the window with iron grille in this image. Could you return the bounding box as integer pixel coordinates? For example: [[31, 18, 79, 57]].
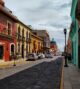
[[7, 22, 12, 35], [18, 43, 20, 53], [22, 29, 24, 41], [18, 26, 20, 40]]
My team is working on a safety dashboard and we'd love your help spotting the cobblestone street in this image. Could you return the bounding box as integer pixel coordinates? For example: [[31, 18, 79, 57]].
[[0, 0, 77, 89], [0, 57, 63, 89]]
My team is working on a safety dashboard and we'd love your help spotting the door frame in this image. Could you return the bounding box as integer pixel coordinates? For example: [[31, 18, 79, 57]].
[[22, 44, 24, 58], [0, 45, 4, 59], [78, 29, 80, 68], [10, 43, 15, 56]]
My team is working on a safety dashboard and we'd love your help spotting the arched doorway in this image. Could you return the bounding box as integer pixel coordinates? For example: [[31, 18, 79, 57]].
[[26, 44, 28, 57], [22, 44, 24, 58], [0, 45, 4, 59], [10, 44, 15, 56]]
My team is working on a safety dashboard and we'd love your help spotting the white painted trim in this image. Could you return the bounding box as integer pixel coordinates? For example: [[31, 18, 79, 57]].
[[0, 44, 4, 59], [10, 43, 15, 55], [7, 20, 12, 35]]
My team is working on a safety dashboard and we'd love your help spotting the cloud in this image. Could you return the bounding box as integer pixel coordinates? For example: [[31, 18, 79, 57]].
[[59, 1, 72, 9], [5, 0, 72, 51]]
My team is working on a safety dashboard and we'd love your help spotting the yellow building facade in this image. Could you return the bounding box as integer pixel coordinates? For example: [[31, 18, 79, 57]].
[[31, 33, 43, 53], [16, 21, 32, 58]]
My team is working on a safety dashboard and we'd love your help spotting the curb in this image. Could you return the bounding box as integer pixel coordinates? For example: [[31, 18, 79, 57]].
[[60, 58, 64, 89]]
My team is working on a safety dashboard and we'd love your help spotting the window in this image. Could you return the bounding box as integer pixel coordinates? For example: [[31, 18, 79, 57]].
[[38, 42, 40, 49], [22, 29, 24, 41], [7, 21, 12, 35], [29, 33, 31, 39], [26, 31, 28, 39], [18, 43, 20, 53], [18, 26, 20, 40], [22, 29, 24, 37]]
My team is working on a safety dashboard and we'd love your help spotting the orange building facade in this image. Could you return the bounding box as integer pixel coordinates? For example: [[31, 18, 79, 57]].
[[31, 33, 43, 53]]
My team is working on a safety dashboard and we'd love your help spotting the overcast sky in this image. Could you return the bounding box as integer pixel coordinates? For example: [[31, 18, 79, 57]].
[[5, 0, 72, 51]]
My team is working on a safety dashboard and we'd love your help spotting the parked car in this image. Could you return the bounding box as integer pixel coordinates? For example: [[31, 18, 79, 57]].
[[37, 53, 41, 59], [37, 53, 45, 59], [45, 53, 53, 58], [41, 53, 45, 59], [27, 53, 38, 61]]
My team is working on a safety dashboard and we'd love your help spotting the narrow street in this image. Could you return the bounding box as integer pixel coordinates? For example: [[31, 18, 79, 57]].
[[0, 0, 77, 89], [0, 56, 63, 89]]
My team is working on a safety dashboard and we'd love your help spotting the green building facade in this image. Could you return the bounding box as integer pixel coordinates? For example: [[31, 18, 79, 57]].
[[70, 0, 79, 66]]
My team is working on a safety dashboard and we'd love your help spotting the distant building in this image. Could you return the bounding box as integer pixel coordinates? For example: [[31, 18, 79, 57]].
[[50, 38, 57, 55], [67, 37, 72, 55], [32, 30, 50, 53], [31, 33, 43, 53]]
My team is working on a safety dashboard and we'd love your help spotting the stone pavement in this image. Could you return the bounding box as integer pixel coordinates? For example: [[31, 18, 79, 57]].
[[0, 57, 63, 89], [64, 63, 80, 89], [0, 56, 59, 80]]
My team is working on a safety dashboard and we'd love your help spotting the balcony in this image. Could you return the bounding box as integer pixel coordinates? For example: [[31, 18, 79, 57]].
[[26, 38, 31, 43], [17, 34, 22, 41], [22, 36, 25, 42], [0, 30, 14, 40]]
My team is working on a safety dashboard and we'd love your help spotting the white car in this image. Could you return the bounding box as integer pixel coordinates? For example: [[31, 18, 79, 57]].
[[41, 53, 45, 59], [27, 53, 38, 61], [38, 53, 45, 59], [45, 53, 53, 58]]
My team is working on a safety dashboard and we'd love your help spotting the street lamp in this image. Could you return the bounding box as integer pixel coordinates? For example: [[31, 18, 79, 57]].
[[64, 28, 68, 67]]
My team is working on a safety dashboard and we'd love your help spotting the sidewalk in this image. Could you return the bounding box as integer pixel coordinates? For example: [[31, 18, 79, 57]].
[[64, 63, 80, 89], [0, 56, 60, 69], [0, 58, 28, 69]]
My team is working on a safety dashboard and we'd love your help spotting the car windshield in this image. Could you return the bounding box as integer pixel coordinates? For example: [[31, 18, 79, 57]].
[[28, 54, 34, 57], [47, 53, 51, 55]]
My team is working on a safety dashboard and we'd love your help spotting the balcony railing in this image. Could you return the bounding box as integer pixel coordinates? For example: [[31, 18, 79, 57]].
[[22, 36, 25, 42], [26, 38, 31, 43], [0, 30, 14, 40], [17, 35, 22, 41]]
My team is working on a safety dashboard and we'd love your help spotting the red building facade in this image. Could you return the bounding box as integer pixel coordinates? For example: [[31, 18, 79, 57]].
[[0, 1, 17, 61], [50, 40, 57, 55], [67, 37, 72, 55]]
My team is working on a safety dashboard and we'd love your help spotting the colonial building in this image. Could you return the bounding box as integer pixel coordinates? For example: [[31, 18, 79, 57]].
[[32, 30, 50, 53], [16, 21, 32, 58], [50, 38, 57, 55], [31, 33, 43, 53], [0, 0, 50, 62], [0, 0, 18, 61], [70, 0, 80, 68]]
